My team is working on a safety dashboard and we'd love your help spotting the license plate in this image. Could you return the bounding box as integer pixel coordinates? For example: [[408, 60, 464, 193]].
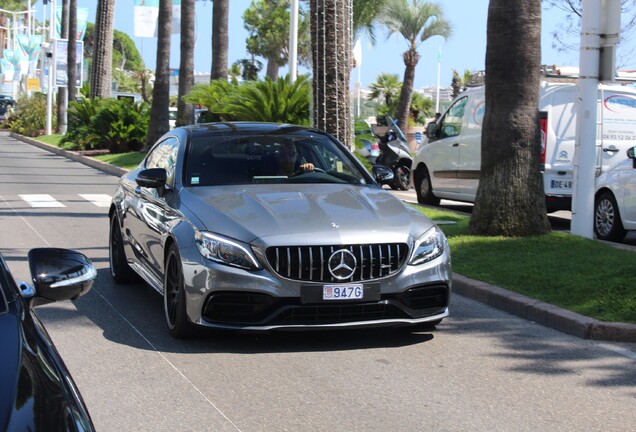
[[551, 179, 573, 189], [323, 284, 363, 300]]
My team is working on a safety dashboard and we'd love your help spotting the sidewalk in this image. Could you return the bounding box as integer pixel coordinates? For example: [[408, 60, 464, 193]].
[[9, 132, 636, 343]]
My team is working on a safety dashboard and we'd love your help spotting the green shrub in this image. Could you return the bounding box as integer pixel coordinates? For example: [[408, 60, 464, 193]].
[[62, 98, 150, 153], [10, 93, 50, 137], [184, 74, 311, 125]]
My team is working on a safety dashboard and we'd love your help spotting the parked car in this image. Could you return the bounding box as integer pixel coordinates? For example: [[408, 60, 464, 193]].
[[109, 122, 452, 338], [0, 248, 96, 431], [413, 76, 636, 214]]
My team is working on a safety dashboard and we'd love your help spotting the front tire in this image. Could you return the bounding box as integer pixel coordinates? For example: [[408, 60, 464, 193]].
[[594, 192, 626, 242], [109, 214, 136, 283], [414, 165, 440, 206], [392, 165, 411, 191], [164, 244, 194, 338]]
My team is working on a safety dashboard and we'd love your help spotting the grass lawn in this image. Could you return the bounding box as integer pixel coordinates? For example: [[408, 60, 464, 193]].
[[93, 152, 146, 171], [418, 206, 636, 324]]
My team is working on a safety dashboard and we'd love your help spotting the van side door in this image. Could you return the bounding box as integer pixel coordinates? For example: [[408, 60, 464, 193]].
[[426, 96, 468, 195], [457, 93, 485, 198]]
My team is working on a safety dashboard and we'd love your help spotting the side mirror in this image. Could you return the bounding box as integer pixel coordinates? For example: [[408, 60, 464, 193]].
[[136, 168, 167, 190], [27, 248, 96, 305], [372, 165, 394, 184], [628, 147, 636, 168], [426, 122, 437, 139]]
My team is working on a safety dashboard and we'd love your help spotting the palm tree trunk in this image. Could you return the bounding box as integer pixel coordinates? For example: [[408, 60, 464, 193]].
[[211, 0, 229, 81], [309, 0, 352, 148], [396, 49, 419, 133], [57, 0, 69, 134], [469, 0, 550, 236], [90, 0, 115, 99], [265, 59, 279, 80], [178, 0, 195, 126], [144, 0, 172, 150], [67, 0, 77, 103]]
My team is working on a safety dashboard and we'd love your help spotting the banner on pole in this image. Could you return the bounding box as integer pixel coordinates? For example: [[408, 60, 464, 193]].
[[134, 0, 182, 38]]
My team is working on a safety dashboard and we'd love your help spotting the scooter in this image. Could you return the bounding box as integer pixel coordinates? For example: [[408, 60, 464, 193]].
[[374, 116, 413, 191]]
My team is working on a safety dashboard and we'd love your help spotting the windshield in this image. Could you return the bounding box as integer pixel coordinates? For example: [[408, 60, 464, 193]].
[[185, 130, 370, 186]]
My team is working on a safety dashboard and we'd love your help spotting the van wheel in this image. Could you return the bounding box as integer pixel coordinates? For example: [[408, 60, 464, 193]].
[[415, 166, 440, 206], [594, 192, 626, 242]]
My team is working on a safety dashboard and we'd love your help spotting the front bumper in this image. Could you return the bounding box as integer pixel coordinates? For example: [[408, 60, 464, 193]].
[[179, 243, 452, 331]]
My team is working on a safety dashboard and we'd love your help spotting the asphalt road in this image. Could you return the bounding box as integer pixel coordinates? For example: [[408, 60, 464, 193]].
[[2, 134, 636, 431]]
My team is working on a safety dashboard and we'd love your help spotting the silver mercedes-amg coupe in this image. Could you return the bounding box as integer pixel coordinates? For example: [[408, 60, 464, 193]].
[[109, 122, 451, 338]]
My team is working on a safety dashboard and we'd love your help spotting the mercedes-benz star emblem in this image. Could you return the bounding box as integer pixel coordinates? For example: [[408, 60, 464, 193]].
[[328, 249, 357, 280]]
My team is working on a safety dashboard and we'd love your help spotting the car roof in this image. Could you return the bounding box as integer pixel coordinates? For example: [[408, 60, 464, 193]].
[[184, 122, 324, 140]]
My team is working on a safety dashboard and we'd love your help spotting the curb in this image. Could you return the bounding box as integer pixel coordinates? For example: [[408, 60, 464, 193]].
[[8, 133, 636, 343], [453, 274, 636, 342]]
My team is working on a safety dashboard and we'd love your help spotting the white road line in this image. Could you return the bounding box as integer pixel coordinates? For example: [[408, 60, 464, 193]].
[[79, 194, 112, 208], [0, 196, 52, 246], [19, 194, 65, 208]]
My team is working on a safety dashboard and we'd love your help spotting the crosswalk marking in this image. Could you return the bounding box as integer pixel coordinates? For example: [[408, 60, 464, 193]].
[[17, 194, 112, 208], [19, 194, 65, 208], [79, 194, 112, 208]]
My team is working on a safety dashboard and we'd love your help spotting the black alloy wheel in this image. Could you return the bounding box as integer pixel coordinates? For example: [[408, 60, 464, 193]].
[[109, 215, 136, 283], [594, 192, 626, 242], [164, 244, 193, 338], [414, 166, 440, 206], [393, 165, 411, 191]]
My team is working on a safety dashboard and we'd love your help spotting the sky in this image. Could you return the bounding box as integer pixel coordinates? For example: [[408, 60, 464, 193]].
[[32, 0, 636, 90]]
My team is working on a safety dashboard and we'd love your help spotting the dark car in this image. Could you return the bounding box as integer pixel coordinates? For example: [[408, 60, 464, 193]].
[[109, 122, 451, 338], [0, 248, 96, 431]]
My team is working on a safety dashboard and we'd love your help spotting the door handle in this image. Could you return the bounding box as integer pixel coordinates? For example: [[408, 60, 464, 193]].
[[603, 147, 618, 153], [452, 143, 459, 147]]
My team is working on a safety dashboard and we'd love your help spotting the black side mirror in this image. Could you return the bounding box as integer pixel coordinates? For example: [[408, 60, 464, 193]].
[[426, 122, 438, 139], [372, 165, 394, 185], [136, 168, 167, 191], [27, 248, 96, 306], [627, 147, 636, 168]]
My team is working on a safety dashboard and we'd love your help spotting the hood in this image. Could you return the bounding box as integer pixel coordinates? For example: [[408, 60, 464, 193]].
[[180, 184, 434, 245]]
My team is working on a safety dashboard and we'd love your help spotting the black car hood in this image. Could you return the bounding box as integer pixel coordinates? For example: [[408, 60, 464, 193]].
[[180, 184, 433, 245]]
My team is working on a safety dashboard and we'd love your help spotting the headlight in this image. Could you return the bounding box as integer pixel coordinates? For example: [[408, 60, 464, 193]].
[[195, 230, 260, 270], [409, 226, 445, 265]]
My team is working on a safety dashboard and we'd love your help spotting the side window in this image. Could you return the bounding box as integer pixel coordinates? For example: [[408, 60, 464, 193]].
[[145, 137, 179, 185], [440, 97, 468, 138]]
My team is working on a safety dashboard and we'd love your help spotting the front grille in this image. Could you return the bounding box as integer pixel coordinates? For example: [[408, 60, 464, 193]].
[[265, 243, 409, 282]]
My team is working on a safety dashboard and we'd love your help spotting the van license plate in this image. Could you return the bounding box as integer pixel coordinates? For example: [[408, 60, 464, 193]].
[[551, 180, 572, 189], [323, 284, 363, 300]]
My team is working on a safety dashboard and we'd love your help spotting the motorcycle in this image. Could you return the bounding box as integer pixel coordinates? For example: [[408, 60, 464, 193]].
[[374, 116, 413, 191]]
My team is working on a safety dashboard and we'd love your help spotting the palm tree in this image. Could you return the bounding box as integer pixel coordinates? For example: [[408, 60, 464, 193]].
[[57, 0, 69, 133], [211, 0, 229, 80], [368, 72, 402, 106], [353, 0, 388, 45], [90, 0, 115, 99], [144, 0, 172, 149], [67, 0, 77, 103], [177, 0, 195, 126], [380, 0, 451, 132], [309, 0, 353, 147], [469, 0, 550, 236], [450, 68, 472, 98]]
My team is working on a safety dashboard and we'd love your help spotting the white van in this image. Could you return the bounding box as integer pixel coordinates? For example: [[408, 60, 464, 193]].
[[412, 79, 636, 239]]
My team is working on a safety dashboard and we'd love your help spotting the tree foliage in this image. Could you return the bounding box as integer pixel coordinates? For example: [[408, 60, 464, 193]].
[[379, 0, 452, 132], [544, 0, 636, 66], [244, 0, 311, 79], [183, 75, 311, 125]]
